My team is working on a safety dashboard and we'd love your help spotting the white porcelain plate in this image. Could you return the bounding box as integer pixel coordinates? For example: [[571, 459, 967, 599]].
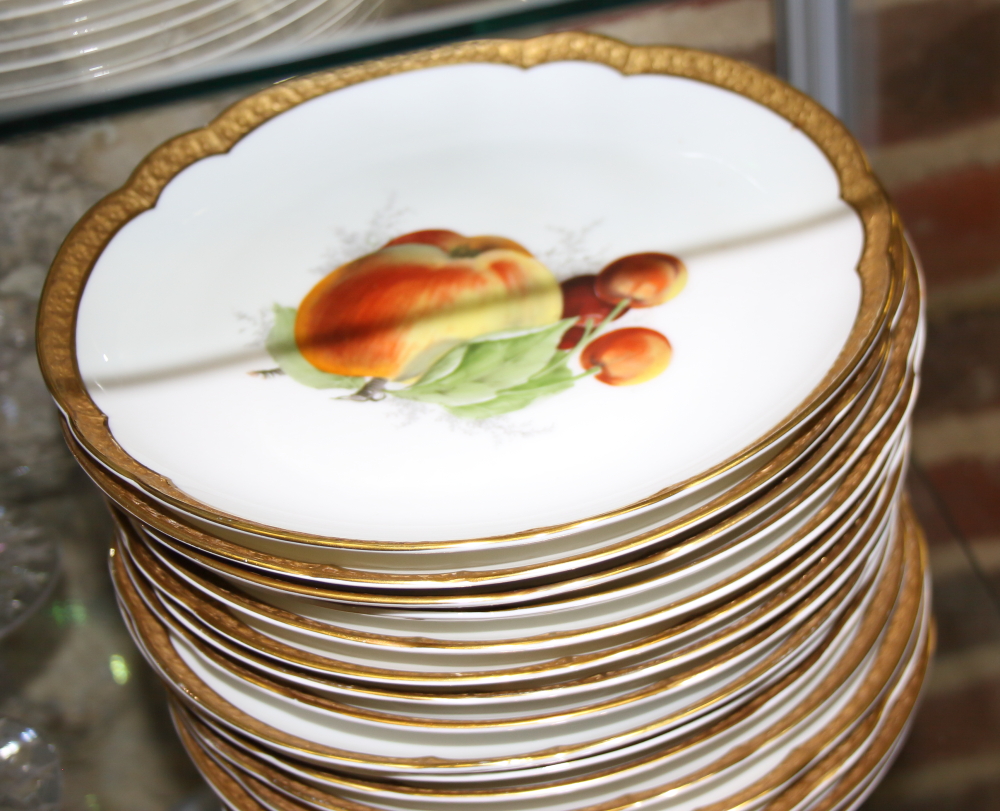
[[76, 60, 863, 542]]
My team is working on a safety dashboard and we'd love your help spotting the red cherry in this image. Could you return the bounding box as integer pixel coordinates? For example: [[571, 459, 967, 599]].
[[596, 253, 687, 307], [581, 328, 672, 386], [558, 275, 629, 349]]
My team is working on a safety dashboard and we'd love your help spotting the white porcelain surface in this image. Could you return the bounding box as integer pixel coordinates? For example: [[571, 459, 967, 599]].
[[164, 390, 910, 615], [149, 362, 911, 615], [77, 61, 863, 543], [178, 393, 909, 628], [109, 274, 919, 606]]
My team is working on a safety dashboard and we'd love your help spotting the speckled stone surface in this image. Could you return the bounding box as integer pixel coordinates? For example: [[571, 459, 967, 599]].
[[0, 96, 246, 811]]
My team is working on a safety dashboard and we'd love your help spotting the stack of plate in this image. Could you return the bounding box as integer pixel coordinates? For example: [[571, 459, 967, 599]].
[[38, 34, 932, 811]]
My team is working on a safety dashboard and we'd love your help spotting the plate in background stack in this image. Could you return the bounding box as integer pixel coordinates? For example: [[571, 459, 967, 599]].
[[111, 472, 899, 763], [112, 498, 929, 809], [37, 32, 930, 811]]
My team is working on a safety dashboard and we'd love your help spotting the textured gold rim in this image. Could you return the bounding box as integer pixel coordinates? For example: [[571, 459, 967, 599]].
[[789, 621, 935, 811], [179, 617, 928, 809], [173, 648, 923, 811], [110, 499, 916, 772], [119, 497, 894, 725], [117, 519, 905, 770], [688, 543, 928, 811], [119, 464, 900, 690], [129, 470, 894, 657], [765, 623, 933, 811], [172, 582, 930, 811], [162, 546, 901, 797], [119, 450, 902, 679], [162, 503, 926, 804], [39, 32, 903, 551]]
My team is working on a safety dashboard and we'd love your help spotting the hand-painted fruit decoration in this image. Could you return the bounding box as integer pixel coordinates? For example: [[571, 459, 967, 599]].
[[558, 274, 629, 350], [595, 252, 687, 307], [294, 230, 562, 382], [581, 328, 672, 386], [260, 230, 688, 417]]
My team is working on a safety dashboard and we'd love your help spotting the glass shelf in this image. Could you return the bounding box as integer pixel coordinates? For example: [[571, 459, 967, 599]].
[[0, 0, 676, 137]]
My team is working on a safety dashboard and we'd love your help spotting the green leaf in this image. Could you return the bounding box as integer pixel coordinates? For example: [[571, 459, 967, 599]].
[[411, 343, 468, 387], [519, 362, 578, 392], [392, 318, 577, 407], [446, 358, 584, 419], [265, 305, 366, 390], [445, 392, 541, 419], [390, 380, 498, 407]]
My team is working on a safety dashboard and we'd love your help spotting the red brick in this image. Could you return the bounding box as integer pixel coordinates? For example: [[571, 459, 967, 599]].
[[871, 0, 1000, 144], [909, 468, 961, 549], [864, 776, 1000, 811], [889, 679, 1000, 768], [893, 163, 1000, 288], [915, 311, 1000, 417], [923, 459, 1000, 541]]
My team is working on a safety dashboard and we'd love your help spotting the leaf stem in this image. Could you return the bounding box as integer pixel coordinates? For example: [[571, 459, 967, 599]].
[[601, 297, 632, 332], [339, 377, 388, 401], [570, 297, 631, 363]]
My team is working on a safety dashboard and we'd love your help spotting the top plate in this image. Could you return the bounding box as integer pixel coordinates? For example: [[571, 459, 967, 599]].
[[39, 34, 896, 545]]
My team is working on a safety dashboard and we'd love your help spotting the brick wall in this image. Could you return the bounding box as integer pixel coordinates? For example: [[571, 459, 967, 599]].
[[864, 0, 1000, 803]]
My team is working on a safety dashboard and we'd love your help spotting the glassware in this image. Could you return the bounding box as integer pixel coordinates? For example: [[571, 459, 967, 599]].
[[0, 720, 59, 811], [0, 508, 58, 640]]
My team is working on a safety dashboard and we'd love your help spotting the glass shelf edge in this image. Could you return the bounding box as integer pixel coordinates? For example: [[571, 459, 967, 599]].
[[0, 0, 671, 139]]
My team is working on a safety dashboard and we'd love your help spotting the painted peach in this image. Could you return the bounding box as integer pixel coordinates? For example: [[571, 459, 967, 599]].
[[580, 328, 672, 386], [295, 232, 562, 382], [557, 274, 629, 349], [595, 253, 687, 307], [383, 229, 529, 256]]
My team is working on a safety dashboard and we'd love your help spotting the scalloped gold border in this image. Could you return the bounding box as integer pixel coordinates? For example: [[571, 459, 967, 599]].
[[38, 32, 901, 550]]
